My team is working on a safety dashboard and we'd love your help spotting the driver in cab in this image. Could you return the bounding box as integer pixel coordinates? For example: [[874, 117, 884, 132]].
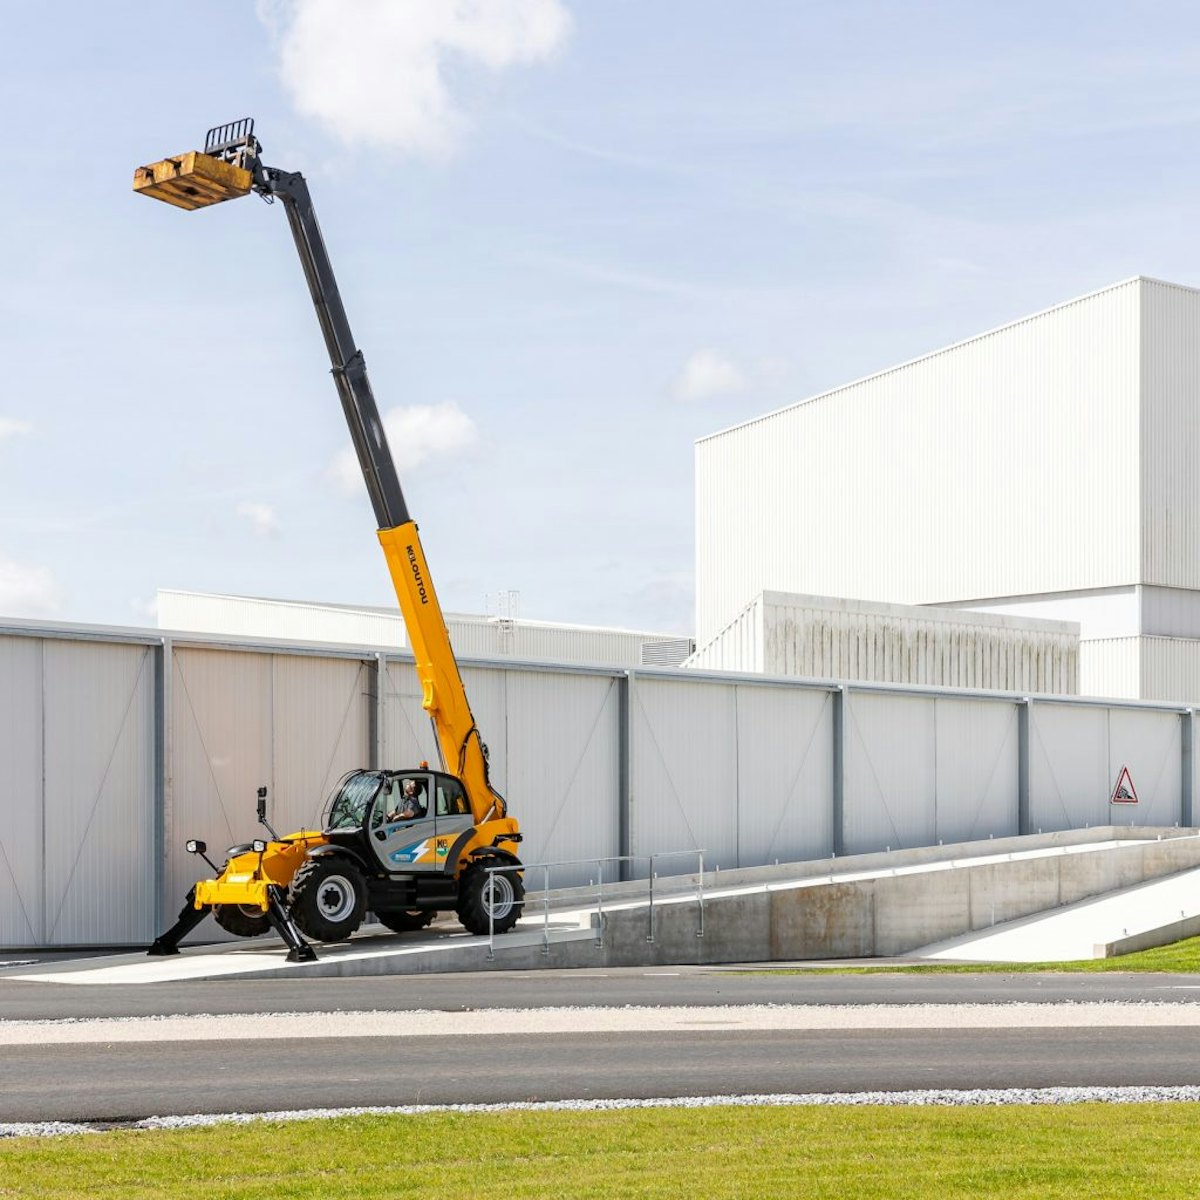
[[387, 777, 426, 822]]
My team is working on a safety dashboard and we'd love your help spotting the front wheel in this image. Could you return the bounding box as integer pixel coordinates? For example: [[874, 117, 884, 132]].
[[288, 856, 367, 943], [456, 862, 524, 936], [213, 903, 270, 938]]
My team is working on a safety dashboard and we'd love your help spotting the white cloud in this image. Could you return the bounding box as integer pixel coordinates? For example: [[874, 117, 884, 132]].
[[0, 418, 32, 440], [0, 555, 61, 617], [237, 501, 282, 537], [130, 595, 159, 622], [329, 401, 480, 492], [669, 349, 747, 403], [262, 0, 572, 157]]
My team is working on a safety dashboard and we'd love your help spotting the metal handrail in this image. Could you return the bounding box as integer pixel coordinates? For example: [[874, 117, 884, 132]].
[[484, 850, 706, 961]]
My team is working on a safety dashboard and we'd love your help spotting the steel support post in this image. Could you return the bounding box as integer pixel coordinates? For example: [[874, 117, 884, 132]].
[[832, 685, 846, 857], [618, 671, 632, 882], [1182, 710, 1194, 829], [1017, 698, 1031, 836]]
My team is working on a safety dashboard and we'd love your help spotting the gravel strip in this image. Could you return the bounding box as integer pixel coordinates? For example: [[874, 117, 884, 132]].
[[4, 1002, 1200, 1045], [5, 1086, 1200, 1138]]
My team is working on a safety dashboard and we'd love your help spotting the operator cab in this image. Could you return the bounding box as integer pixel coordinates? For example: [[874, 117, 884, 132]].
[[321, 768, 475, 874]]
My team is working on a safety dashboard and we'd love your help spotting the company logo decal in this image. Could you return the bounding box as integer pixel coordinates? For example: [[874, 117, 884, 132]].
[[406, 545, 429, 606], [389, 839, 430, 864]]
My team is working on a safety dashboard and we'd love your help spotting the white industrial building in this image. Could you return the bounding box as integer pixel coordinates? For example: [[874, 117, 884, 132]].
[[695, 277, 1200, 704], [156, 588, 695, 668]]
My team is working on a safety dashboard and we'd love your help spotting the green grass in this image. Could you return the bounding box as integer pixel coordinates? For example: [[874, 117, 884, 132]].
[[741, 934, 1200, 975], [4, 1103, 1200, 1199]]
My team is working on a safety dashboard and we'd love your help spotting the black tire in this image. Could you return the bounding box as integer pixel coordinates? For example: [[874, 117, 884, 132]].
[[375, 909, 436, 934], [213, 903, 271, 938], [288, 856, 367, 943], [456, 862, 524, 936]]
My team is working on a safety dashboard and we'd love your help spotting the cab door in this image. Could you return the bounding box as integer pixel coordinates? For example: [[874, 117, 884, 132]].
[[431, 774, 476, 867], [368, 773, 440, 874]]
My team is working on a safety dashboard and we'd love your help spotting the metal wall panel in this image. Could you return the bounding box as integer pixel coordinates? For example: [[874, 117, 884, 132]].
[[696, 280, 1142, 642], [736, 684, 834, 865], [1028, 703, 1110, 831], [168, 648, 273, 918], [42, 641, 155, 945], [0, 637, 43, 946], [380, 658, 440, 769], [630, 678, 738, 875], [1107, 707, 1181, 828], [459, 666, 511, 793], [843, 692, 936, 853], [1139, 636, 1200, 705], [933, 698, 1019, 843], [270, 656, 371, 831], [501, 671, 620, 887], [1141, 279, 1200, 591], [1080, 638, 1141, 701]]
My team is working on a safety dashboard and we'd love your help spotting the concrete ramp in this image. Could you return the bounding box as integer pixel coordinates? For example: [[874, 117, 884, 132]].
[[11, 827, 1200, 982], [915, 867, 1200, 963]]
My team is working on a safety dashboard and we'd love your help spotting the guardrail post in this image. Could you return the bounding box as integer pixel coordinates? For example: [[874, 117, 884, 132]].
[[646, 854, 656, 944], [541, 864, 551, 955], [486, 866, 495, 961], [696, 851, 704, 940], [595, 859, 605, 948]]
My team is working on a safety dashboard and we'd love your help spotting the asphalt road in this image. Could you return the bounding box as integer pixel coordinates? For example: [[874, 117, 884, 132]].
[[4, 964, 1200, 1020], [5, 1027, 1200, 1123], [5, 966, 1200, 1123]]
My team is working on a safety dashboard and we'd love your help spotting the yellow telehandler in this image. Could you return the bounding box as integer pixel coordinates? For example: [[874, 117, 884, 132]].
[[140, 120, 523, 962]]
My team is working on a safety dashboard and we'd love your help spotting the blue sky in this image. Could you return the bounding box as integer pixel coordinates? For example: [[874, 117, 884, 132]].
[[3, 1, 1200, 635]]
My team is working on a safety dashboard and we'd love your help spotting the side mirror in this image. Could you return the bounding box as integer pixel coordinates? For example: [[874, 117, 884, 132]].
[[256, 786, 268, 824]]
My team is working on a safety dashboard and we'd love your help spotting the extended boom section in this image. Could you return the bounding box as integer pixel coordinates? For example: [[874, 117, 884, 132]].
[[138, 119, 522, 960]]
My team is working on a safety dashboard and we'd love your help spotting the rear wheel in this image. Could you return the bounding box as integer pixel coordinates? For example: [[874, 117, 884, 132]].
[[288, 857, 367, 942], [456, 862, 524, 935], [213, 904, 270, 938], [375, 909, 436, 934]]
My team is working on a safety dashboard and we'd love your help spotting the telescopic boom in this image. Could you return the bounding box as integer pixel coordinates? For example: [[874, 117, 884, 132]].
[[134, 119, 505, 824]]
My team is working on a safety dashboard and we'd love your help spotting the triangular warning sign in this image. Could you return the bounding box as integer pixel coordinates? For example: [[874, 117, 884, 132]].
[[1110, 765, 1139, 805]]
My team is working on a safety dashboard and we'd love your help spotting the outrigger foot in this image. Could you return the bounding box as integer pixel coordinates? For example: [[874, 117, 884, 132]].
[[147, 888, 210, 956]]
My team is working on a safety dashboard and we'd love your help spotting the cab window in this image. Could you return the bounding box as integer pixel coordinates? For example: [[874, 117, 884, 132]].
[[436, 777, 470, 817], [371, 776, 428, 827]]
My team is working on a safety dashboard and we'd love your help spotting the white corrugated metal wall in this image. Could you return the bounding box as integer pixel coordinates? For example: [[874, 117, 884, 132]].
[[1, 625, 1195, 946], [0, 634, 156, 947], [1141, 280, 1200, 593], [696, 280, 1143, 644]]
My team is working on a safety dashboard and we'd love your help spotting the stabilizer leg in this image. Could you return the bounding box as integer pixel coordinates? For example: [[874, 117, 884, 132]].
[[266, 885, 317, 963], [148, 888, 211, 956]]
